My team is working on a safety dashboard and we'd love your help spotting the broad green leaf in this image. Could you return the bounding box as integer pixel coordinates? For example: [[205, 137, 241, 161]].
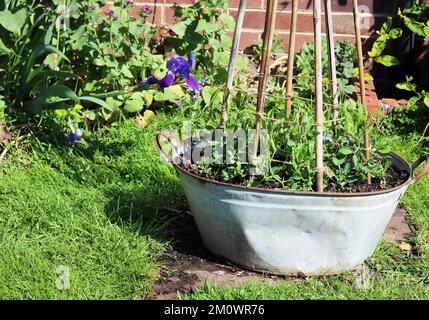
[[339, 147, 354, 155], [171, 21, 188, 37], [333, 157, 346, 166], [23, 45, 70, 83], [401, 15, 426, 37], [407, 96, 420, 108], [220, 34, 232, 48], [141, 90, 153, 106], [220, 13, 235, 30], [206, 22, 221, 33], [124, 92, 144, 113], [368, 34, 389, 58], [121, 64, 133, 78], [27, 85, 79, 113], [208, 38, 221, 49], [106, 97, 123, 110], [195, 19, 207, 32], [164, 85, 184, 98], [0, 10, 25, 34], [375, 55, 400, 67], [396, 81, 417, 92]]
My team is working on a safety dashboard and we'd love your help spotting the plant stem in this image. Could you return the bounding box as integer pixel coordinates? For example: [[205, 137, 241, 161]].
[[285, 0, 298, 119], [251, 0, 278, 162], [324, 0, 339, 121], [314, 0, 324, 192], [353, 0, 372, 184], [219, 0, 247, 129]]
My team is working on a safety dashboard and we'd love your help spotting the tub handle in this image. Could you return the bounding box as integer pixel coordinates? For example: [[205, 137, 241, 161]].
[[155, 131, 181, 163], [410, 155, 429, 184]]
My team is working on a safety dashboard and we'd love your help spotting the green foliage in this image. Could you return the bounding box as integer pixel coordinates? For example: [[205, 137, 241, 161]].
[[295, 39, 356, 96], [367, 17, 402, 67], [0, 2, 77, 120], [369, 1, 428, 111], [165, 0, 249, 85]]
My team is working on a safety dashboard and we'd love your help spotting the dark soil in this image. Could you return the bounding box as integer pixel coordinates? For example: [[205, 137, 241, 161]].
[[325, 167, 409, 193], [175, 156, 409, 193]]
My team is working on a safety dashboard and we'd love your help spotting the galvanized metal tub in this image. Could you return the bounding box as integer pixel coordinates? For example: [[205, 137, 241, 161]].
[[156, 132, 429, 275]]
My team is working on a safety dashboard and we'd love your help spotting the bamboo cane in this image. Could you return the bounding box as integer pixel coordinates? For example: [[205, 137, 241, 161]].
[[285, 0, 298, 118], [251, 0, 278, 161], [324, 0, 339, 121], [314, 0, 324, 192], [352, 0, 372, 184], [219, 0, 248, 128]]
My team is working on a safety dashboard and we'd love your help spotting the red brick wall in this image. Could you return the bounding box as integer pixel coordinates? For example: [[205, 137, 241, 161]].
[[110, 0, 402, 52]]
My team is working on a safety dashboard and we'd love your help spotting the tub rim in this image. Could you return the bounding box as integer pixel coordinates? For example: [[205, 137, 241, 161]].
[[156, 132, 428, 198]]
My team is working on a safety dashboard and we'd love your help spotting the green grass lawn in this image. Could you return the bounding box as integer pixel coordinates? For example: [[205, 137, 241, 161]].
[[0, 114, 428, 299], [0, 115, 183, 299]]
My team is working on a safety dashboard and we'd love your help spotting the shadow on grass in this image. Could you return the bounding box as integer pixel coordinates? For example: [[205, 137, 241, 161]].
[[103, 183, 224, 265]]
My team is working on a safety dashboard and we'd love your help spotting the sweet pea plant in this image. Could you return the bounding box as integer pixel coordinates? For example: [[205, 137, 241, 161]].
[[369, 0, 429, 109]]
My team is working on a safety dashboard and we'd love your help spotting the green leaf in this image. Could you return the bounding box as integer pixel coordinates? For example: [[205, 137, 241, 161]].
[[424, 22, 429, 39], [206, 22, 221, 33], [121, 64, 133, 78], [339, 147, 354, 155], [396, 81, 417, 92], [0, 38, 12, 56], [220, 13, 235, 30], [375, 55, 400, 67], [364, 72, 374, 81], [106, 97, 123, 110], [124, 93, 144, 113], [141, 91, 153, 106], [407, 96, 420, 109], [220, 34, 232, 48], [0, 9, 26, 34], [195, 19, 207, 32], [401, 15, 426, 37], [35, 85, 79, 104], [22, 45, 70, 84], [22, 70, 76, 97], [79, 96, 114, 112], [136, 110, 155, 128], [333, 157, 346, 166], [26, 85, 79, 113], [424, 92, 429, 108], [171, 21, 188, 38], [368, 34, 389, 58], [388, 28, 403, 39], [164, 85, 184, 99]]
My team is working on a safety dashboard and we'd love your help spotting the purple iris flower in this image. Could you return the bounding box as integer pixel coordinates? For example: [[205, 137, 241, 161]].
[[141, 76, 156, 86], [166, 52, 200, 92], [158, 71, 175, 89], [68, 128, 82, 145]]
